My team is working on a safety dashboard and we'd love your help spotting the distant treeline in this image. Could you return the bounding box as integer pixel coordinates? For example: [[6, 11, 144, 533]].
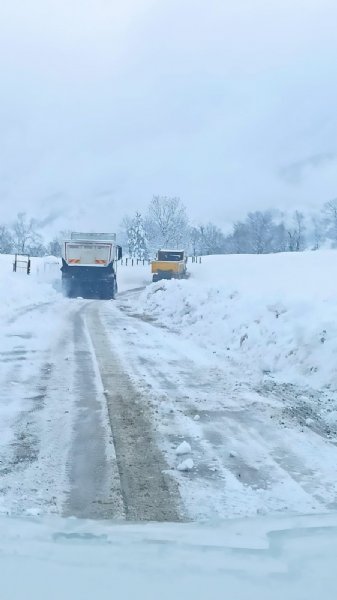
[[2, 197, 337, 258]]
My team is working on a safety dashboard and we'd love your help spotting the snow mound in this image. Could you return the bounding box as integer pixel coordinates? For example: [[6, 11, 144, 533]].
[[0, 254, 60, 323], [175, 441, 192, 456], [137, 251, 337, 389], [177, 458, 194, 471]]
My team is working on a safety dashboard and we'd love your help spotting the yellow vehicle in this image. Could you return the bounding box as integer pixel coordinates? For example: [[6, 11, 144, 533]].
[[151, 250, 188, 282]]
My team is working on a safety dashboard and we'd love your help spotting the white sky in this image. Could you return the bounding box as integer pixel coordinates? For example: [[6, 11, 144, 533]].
[[0, 0, 337, 234]]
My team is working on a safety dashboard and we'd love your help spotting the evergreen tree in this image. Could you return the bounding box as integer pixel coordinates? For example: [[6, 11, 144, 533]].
[[127, 212, 149, 259]]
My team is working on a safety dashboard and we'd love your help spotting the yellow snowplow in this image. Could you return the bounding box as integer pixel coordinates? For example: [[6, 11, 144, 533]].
[[151, 250, 188, 283]]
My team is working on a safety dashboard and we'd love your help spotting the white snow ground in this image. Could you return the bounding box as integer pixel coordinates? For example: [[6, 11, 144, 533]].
[[137, 251, 337, 389], [1, 252, 337, 520], [110, 251, 337, 519]]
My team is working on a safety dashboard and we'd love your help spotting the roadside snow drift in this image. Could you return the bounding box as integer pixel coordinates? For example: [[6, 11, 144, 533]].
[[137, 251, 337, 389], [0, 255, 60, 322]]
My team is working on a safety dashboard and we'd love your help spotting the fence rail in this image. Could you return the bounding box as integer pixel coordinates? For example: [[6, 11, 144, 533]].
[[120, 256, 202, 266], [13, 254, 31, 275]]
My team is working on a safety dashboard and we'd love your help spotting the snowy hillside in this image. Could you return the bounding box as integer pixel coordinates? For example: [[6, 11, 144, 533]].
[[137, 251, 337, 389]]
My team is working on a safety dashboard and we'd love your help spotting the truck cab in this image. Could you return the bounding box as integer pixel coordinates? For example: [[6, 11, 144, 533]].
[[151, 249, 187, 282]]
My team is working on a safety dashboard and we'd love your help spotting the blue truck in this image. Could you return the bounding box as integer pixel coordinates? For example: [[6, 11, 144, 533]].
[[61, 232, 122, 299]]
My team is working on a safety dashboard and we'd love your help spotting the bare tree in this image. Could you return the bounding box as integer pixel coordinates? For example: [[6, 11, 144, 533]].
[[310, 215, 324, 250], [145, 196, 189, 251], [246, 211, 274, 254], [228, 221, 251, 254], [323, 198, 337, 244], [46, 230, 71, 257], [47, 239, 62, 257], [12, 212, 42, 254], [189, 226, 202, 256], [286, 211, 305, 252], [0, 225, 14, 254], [272, 222, 287, 252], [196, 223, 225, 255]]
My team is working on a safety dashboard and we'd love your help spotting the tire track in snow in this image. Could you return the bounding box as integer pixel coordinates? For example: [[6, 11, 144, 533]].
[[97, 295, 337, 519], [85, 303, 183, 522], [64, 305, 125, 520]]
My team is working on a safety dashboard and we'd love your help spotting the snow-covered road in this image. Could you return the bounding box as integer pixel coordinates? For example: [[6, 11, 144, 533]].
[[1, 254, 337, 520], [0, 299, 76, 515], [106, 291, 337, 519], [0, 290, 181, 520]]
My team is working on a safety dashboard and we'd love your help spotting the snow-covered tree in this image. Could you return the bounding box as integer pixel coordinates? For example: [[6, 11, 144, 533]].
[[223, 211, 288, 254], [126, 212, 148, 259], [190, 223, 226, 255], [246, 211, 274, 254], [12, 212, 43, 254], [286, 211, 305, 252], [227, 221, 251, 253], [309, 215, 324, 250], [189, 226, 202, 256], [145, 196, 189, 253], [323, 198, 337, 244], [47, 238, 62, 257]]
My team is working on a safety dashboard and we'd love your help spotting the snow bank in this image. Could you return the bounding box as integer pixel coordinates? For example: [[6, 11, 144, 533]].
[[0, 254, 150, 318], [0, 254, 59, 322], [137, 251, 337, 389]]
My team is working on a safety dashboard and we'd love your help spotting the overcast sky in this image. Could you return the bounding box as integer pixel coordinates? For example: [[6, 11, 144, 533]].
[[0, 0, 337, 235]]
